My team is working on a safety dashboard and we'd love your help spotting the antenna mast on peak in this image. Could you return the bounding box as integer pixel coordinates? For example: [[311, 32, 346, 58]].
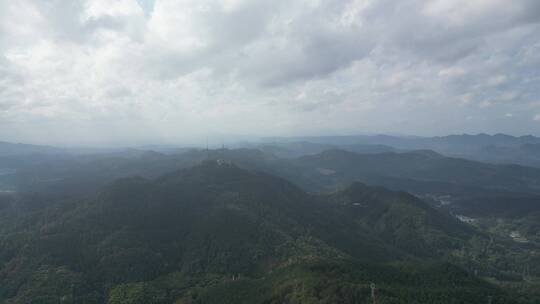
[[370, 283, 377, 304]]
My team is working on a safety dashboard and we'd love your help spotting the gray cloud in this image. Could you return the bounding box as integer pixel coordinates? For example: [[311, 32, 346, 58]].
[[0, 0, 540, 145]]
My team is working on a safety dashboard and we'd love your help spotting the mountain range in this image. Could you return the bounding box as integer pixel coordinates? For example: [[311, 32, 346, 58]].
[[259, 133, 540, 167], [0, 161, 523, 303], [1, 137, 540, 302]]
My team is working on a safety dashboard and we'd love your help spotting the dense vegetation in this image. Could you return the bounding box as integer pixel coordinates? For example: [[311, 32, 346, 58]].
[[1, 139, 540, 303], [0, 161, 533, 303]]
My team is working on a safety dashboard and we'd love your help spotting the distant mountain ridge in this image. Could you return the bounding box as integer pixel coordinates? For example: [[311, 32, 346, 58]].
[[291, 148, 540, 193], [261, 133, 540, 154], [0, 141, 66, 157], [4, 145, 540, 214], [259, 133, 540, 167], [263, 133, 540, 145], [3, 132, 540, 165]]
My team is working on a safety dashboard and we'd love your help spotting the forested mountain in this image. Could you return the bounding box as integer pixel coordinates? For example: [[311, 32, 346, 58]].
[[3, 146, 540, 220], [0, 161, 529, 303], [475, 143, 540, 167], [261, 133, 540, 167], [0, 142, 66, 157], [1, 142, 540, 302], [240, 141, 398, 158], [5, 146, 540, 196], [290, 149, 540, 193], [264, 133, 540, 151]]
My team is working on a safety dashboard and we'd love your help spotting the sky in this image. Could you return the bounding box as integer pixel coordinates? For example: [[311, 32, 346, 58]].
[[0, 0, 540, 146]]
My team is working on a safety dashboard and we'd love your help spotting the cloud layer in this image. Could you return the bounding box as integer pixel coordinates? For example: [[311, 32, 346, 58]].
[[1, 0, 539, 145]]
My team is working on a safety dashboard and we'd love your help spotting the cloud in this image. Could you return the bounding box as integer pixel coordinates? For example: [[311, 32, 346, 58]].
[[0, 0, 540, 145]]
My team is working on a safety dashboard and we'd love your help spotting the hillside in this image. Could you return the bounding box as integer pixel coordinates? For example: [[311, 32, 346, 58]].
[[263, 134, 540, 167], [0, 161, 517, 303], [288, 149, 540, 194], [0, 141, 66, 157], [475, 143, 540, 167], [321, 182, 473, 257], [5, 147, 540, 223]]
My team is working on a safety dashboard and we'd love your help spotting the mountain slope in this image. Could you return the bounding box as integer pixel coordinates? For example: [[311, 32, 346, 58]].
[[6, 146, 540, 225], [264, 133, 540, 167], [321, 182, 472, 257], [0, 161, 512, 303], [290, 149, 540, 194], [0, 141, 66, 157]]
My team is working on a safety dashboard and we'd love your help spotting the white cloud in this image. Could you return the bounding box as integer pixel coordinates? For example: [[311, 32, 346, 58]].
[[0, 0, 540, 145], [438, 66, 466, 78], [485, 75, 508, 87]]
